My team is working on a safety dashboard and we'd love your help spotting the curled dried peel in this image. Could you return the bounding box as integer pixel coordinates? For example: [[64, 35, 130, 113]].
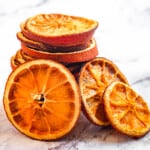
[[103, 81, 150, 138], [79, 57, 128, 126]]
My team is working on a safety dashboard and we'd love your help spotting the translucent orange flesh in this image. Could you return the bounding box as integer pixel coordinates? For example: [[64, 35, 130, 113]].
[[4, 60, 80, 140], [79, 58, 128, 126], [104, 81, 150, 137]]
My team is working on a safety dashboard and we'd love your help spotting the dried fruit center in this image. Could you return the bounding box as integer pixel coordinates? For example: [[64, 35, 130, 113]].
[[32, 93, 44, 101], [32, 93, 45, 107]]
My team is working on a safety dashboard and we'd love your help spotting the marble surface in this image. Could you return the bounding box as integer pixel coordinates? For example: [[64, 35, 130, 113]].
[[0, 0, 150, 149]]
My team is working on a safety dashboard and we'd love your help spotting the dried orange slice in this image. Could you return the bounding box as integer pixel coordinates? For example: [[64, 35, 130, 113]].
[[10, 50, 84, 80], [10, 50, 34, 70], [20, 49, 34, 61], [3, 59, 81, 140], [103, 81, 150, 138], [17, 31, 49, 51], [10, 50, 26, 70], [10, 56, 20, 70], [79, 57, 128, 126], [23, 13, 98, 46], [17, 31, 90, 53], [21, 38, 98, 63]]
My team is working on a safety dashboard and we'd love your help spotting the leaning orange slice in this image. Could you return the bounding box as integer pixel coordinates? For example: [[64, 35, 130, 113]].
[[23, 13, 98, 46], [79, 57, 128, 126], [103, 81, 150, 138], [3, 59, 81, 140]]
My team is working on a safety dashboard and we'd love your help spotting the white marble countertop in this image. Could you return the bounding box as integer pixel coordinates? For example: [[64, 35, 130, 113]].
[[1, 0, 150, 149]]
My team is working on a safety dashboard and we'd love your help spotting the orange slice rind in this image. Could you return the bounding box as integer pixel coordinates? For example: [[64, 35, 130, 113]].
[[3, 59, 81, 140]]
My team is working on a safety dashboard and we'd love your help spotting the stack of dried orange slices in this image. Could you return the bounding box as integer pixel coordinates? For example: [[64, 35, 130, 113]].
[[11, 13, 99, 78], [3, 13, 150, 141]]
